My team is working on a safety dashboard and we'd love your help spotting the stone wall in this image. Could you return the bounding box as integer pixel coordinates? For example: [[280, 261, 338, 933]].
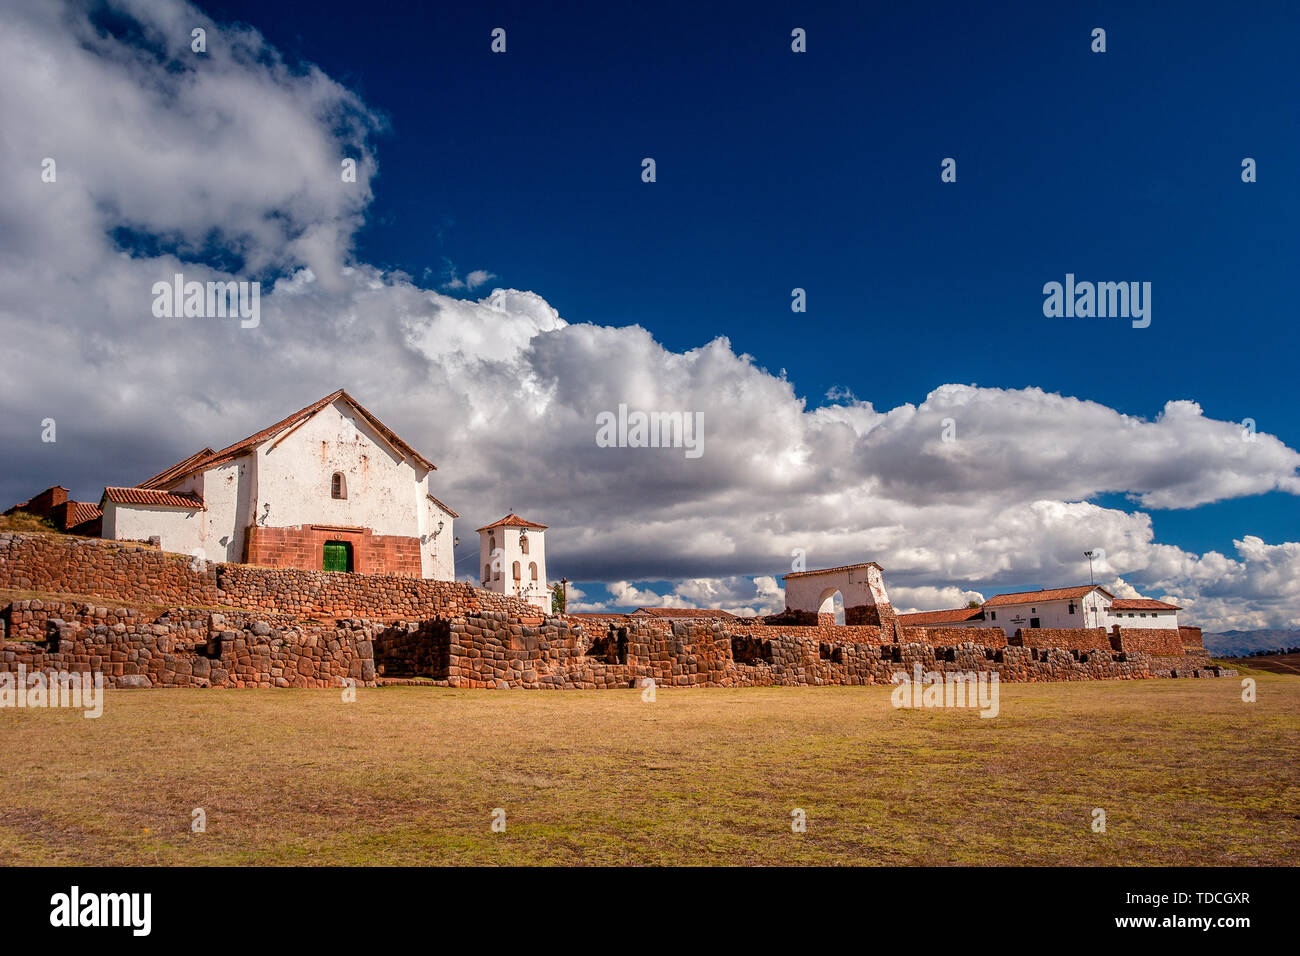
[[0, 530, 1237, 691], [1, 607, 378, 688], [1115, 627, 1184, 657], [2, 597, 1235, 690], [899, 625, 1007, 648], [727, 620, 889, 644], [3, 599, 157, 643], [373, 619, 451, 678], [1012, 626, 1114, 651], [215, 564, 537, 620], [0, 531, 538, 621], [0, 532, 221, 606], [844, 601, 898, 632], [380, 614, 1232, 690]]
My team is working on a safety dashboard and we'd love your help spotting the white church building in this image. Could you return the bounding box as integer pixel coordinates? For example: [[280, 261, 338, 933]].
[[99, 390, 459, 579]]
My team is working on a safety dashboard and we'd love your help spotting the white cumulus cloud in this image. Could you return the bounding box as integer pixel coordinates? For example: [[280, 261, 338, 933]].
[[1, 0, 1297, 633]]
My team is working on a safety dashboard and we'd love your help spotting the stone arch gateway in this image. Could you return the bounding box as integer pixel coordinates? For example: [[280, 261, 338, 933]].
[[782, 562, 897, 630]]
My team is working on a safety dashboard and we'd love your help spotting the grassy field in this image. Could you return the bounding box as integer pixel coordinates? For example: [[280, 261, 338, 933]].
[[1, 676, 1297, 866]]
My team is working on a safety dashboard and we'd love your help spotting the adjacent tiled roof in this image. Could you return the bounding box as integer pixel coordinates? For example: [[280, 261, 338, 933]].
[[139, 389, 435, 488], [65, 501, 103, 526], [631, 607, 737, 620], [784, 562, 884, 580], [897, 607, 985, 626], [476, 513, 548, 532], [427, 493, 460, 519], [102, 487, 204, 509], [983, 585, 1112, 607], [1111, 598, 1181, 611], [139, 448, 215, 489]]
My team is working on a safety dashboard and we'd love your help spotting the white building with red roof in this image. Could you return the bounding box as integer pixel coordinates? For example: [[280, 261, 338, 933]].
[[899, 584, 1181, 636], [978, 585, 1116, 634], [477, 513, 549, 611], [98, 390, 459, 580]]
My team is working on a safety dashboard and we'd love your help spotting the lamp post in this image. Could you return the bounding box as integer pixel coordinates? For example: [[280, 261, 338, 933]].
[[1083, 550, 1096, 585]]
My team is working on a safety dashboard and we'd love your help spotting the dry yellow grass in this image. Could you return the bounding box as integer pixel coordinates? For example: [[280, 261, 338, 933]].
[[1, 676, 1296, 865], [0, 511, 59, 535]]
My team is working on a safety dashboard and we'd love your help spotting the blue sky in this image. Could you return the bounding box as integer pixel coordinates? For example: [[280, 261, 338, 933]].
[[198, 0, 1298, 565], [2, 0, 1297, 626]]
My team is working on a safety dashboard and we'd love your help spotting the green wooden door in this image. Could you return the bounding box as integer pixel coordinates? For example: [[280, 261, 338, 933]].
[[323, 540, 352, 572]]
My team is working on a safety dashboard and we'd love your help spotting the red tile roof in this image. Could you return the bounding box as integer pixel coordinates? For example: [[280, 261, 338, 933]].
[[784, 562, 884, 580], [631, 607, 737, 620], [65, 501, 103, 526], [476, 513, 548, 532], [897, 607, 985, 626], [139, 390, 435, 489], [102, 487, 204, 509], [982, 585, 1112, 607], [426, 493, 460, 519], [139, 448, 215, 489], [1110, 598, 1181, 611]]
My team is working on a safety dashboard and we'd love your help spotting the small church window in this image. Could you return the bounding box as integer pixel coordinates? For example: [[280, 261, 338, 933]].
[[331, 473, 346, 499], [529, 561, 538, 581], [512, 561, 521, 581], [483, 564, 490, 583], [489, 534, 496, 553], [520, 534, 529, 554]]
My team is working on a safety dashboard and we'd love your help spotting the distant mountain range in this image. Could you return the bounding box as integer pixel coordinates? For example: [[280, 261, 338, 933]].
[[1203, 629, 1300, 658]]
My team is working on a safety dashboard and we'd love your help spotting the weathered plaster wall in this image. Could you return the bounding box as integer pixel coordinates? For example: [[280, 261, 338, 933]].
[[101, 398, 457, 580]]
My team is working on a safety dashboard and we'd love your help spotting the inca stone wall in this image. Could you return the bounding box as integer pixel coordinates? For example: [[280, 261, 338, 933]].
[[1, 601, 1236, 690], [0, 531, 1237, 690], [1, 603, 378, 688], [1114, 627, 1185, 657], [380, 614, 1236, 689], [0, 532, 222, 606], [1012, 626, 1114, 651], [214, 564, 537, 620], [0, 531, 538, 620]]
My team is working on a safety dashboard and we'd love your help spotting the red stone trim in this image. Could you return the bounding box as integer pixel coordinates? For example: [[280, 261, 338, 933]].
[[245, 525, 421, 577]]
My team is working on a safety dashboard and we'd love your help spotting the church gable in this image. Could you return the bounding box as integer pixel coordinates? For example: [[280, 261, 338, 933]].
[[251, 397, 431, 536], [260, 398, 426, 482]]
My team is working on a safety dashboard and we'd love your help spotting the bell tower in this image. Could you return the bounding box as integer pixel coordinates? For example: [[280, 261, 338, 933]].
[[477, 513, 549, 611]]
